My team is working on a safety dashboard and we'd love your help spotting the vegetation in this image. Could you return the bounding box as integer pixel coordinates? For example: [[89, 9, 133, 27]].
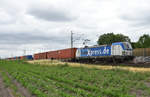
[[0, 60, 150, 97], [97, 33, 150, 49], [132, 34, 150, 48], [97, 33, 131, 45]]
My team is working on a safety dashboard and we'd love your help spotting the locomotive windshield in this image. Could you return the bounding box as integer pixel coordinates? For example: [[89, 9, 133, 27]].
[[123, 42, 132, 50]]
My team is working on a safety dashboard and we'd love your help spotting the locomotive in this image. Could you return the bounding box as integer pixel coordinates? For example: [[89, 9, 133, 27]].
[[76, 42, 133, 62]]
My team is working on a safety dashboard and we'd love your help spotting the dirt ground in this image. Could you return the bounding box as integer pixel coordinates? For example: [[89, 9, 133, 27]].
[[0, 74, 14, 97], [0, 72, 33, 97]]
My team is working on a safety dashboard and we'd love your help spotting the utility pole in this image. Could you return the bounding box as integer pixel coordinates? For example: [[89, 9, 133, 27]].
[[83, 39, 90, 47], [23, 49, 26, 56], [71, 31, 86, 48], [71, 31, 73, 48], [11, 53, 13, 58], [71, 31, 73, 61]]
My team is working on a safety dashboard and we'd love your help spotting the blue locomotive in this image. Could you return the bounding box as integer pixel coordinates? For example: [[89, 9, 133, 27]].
[[76, 42, 133, 62]]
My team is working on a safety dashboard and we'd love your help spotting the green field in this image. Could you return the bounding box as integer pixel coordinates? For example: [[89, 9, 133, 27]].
[[0, 60, 150, 97]]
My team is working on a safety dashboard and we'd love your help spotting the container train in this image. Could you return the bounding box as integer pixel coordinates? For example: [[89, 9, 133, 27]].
[[6, 42, 134, 63]]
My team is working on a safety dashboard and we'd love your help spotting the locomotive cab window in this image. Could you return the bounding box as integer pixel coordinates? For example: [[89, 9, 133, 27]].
[[123, 42, 132, 50]]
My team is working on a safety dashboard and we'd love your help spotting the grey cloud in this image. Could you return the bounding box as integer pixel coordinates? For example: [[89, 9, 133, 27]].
[[0, 32, 70, 45], [0, 44, 19, 51], [120, 9, 150, 27], [28, 6, 75, 22], [0, 31, 71, 57]]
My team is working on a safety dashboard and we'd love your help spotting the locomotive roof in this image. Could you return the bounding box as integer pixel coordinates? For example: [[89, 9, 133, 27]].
[[81, 42, 129, 49], [81, 44, 111, 49]]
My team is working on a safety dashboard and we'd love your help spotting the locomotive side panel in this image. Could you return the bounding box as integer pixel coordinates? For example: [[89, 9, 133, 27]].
[[76, 45, 111, 58]]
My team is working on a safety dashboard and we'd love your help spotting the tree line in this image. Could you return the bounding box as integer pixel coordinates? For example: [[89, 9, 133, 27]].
[[97, 33, 150, 49]]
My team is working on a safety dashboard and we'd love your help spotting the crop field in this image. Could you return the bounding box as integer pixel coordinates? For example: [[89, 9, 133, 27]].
[[0, 60, 150, 97]]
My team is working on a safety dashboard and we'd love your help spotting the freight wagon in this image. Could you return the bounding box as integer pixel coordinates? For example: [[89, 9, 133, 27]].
[[57, 48, 77, 61], [25, 55, 33, 60], [34, 48, 77, 61], [47, 51, 59, 59], [34, 52, 47, 60]]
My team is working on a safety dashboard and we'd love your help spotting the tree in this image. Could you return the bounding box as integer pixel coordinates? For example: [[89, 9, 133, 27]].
[[131, 34, 150, 48], [97, 33, 131, 45], [137, 34, 150, 48], [131, 42, 141, 49]]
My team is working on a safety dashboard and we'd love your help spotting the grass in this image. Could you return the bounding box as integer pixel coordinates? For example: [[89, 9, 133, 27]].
[[28, 59, 150, 72], [0, 60, 150, 97]]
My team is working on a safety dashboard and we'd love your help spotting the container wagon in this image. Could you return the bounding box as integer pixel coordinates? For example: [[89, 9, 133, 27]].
[[25, 55, 33, 60], [57, 48, 77, 61], [34, 52, 47, 60], [47, 51, 59, 59], [47, 48, 77, 61]]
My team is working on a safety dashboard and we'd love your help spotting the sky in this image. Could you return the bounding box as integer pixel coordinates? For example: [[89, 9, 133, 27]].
[[0, 0, 150, 58]]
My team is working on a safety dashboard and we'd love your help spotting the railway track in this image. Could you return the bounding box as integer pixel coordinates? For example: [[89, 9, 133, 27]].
[[73, 61, 150, 68]]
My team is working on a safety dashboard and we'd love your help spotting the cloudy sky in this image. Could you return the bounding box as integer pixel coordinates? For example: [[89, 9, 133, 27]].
[[0, 0, 150, 58]]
